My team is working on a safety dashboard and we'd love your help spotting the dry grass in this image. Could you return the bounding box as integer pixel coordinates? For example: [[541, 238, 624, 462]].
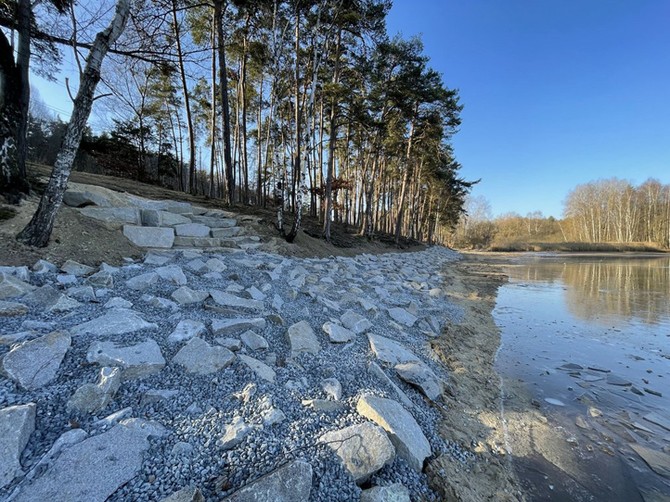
[[488, 241, 669, 253]]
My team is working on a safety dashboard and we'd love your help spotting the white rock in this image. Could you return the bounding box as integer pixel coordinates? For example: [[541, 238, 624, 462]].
[[61, 259, 96, 276], [126, 272, 159, 291], [319, 422, 395, 484], [367, 334, 420, 365], [86, 270, 114, 288], [123, 225, 175, 248], [395, 361, 444, 401], [356, 395, 431, 471], [210, 290, 263, 311], [262, 407, 286, 426], [368, 362, 415, 410], [71, 308, 157, 336], [0, 403, 36, 488], [173, 337, 235, 374], [104, 297, 133, 309], [205, 258, 227, 272], [218, 417, 251, 450], [360, 483, 410, 502], [171, 286, 209, 305], [238, 354, 276, 383], [287, 320, 321, 357], [387, 308, 417, 327], [321, 378, 343, 401], [175, 223, 211, 237], [211, 318, 266, 336], [32, 259, 57, 274], [168, 320, 207, 343], [87, 339, 165, 380], [0, 272, 35, 299], [67, 367, 121, 413], [224, 460, 312, 502], [322, 322, 355, 343], [156, 265, 187, 285], [216, 337, 242, 351], [1, 332, 71, 390], [340, 310, 373, 334], [240, 330, 269, 350]]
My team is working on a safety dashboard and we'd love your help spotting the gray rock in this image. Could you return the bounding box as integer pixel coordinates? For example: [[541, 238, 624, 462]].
[[240, 330, 269, 350], [0, 272, 35, 299], [210, 290, 263, 311], [356, 395, 431, 471], [175, 223, 211, 237], [367, 334, 420, 365], [340, 310, 372, 334], [287, 320, 320, 357], [238, 354, 276, 383], [216, 337, 243, 351], [32, 259, 58, 274], [144, 251, 174, 265], [0, 403, 36, 489], [0, 300, 29, 316], [395, 361, 444, 400], [11, 420, 161, 502], [160, 487, 205, 502], [211, 318, 267, 336], [56, 274, 78, 286], [210, 226, 242, 238], [262, 407, 286, 426], [86, 270, 114, 288], [104, 297, 133, 309], [360, 483, 411, 502], [368, 363, 415, 410], [168, 320, 207, 343], [67, 285, 96, 302], [24, 285, 81, 313], [126, 271, 159, 291], [205, 258, 227, 272], [61, 259, 96, 276], [173, 236, 223, 248], [185, 259, 208, 273], [79, 207, 140, 228], [140, 209, 192, 227], [123, 225, 175, 248], [319, 422, 395, 484], [302, 399, 344, 412], [63, 184, 117, 207], [173, 337, 235, 374], [142, 389, 179, 406], [156, 265, 188, 285], [0, 265, 30, 281], [71, 308, 157, 336], [192, 215, 237, 228], [321, 378, 343, 401], [142, 295, 179, 311], [67, 367, 121, 414], [87, 339, 165, 380], [171, 286, 209, 305], [1, 332, 71, 390], [322, 322, 354, 343], [223, 460, 312, 502], [387, 308, 417, 327], [218, 417, 251, 450]]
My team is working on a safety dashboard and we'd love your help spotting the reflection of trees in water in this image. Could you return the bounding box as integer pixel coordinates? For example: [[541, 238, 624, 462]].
[[512, 258, 670, 325]]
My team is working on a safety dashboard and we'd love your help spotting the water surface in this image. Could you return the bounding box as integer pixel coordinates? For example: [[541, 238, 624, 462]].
[[494, 254, 670, 501]]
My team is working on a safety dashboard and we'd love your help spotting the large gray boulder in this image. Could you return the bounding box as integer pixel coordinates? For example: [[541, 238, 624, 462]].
[[123, 225, 175, 248], [10, 419, 164, 502], [174, 223, 211, 237], [171, 286, 209, 305], [356, 395, 431, 471], [87, 339, 165, 380], [0, 403, 36, 488], [23, 285, 81, 313], [173, 337, 235, 374], [140, 209, 191, 227], [387, 308, 418, 327], [156, 265, 188, 285], [168, 320, 207, 344], [322, 322, 354, 343], [211, 318, 266, 336], [67, 367, 121, 414], [367, 334, 420, 365], [223, 460, 312, 502], [238, 355, 276, 383], [126, 272, 159, 291], [287, 321, 320, 357], [319, 422, 395, 484], [60, 260, 96, 277], [71, 308, 157, 336], [340, 310, 372, 334], [395, 361, 444, 401], [78, 207, 141, 228], [192, 215, 237, 228], [1, 332, 71, 390], [0, 272, 35, 299], [210, 290, 263, 311]]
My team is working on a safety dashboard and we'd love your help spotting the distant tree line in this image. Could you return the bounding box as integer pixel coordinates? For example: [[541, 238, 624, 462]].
[[451, 178, 670, 250], [1, 0, 475, 247]]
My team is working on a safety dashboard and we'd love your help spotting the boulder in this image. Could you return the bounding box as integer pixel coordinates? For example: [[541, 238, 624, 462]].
[[67, 285, 96, 302], [387, 308, 417, 327], [86, 270, 114, 288], [321, 378, 343, 401], [67, 367, 121, 414], [0, 272, 35, 299], [223, 460, 312, 502], [301, 399, 344, 413], [171, 286, 209, 305], [395, 361, 444, 401], [356, 395, 431, 471], [319, 422, 395, 484], [61, 259, 96, 276], [168, 320, 207, 343], [360, 483, 411, 502], [160, 487, 205, 502], [340, 310, 372, 334], [238, 354, 275, 383], [210, 290, 263, 311], [287, 320, 320, 357], [218, 417, 252, 450], [79, 207, 141, 228], [71, 308, 157, 336], [123, 225, 175, 248], [0, 403, 36, 489], [240, 330, 269, 350], [105, 297, 133, 309], [126, 271, 159, 291], [367, 334, 420, 365], [210, 227, 242, 238], [156, 265, 188, 285], [31, 259, 58, 274], [174, 223, 211, 237], [140, 209, 191, 227], [0, 300, 29, 316], [173, 337, 235, 374], [211, 318, 267, 336], [10, 419, 162, 502], [205, 258, 227, 272], [191, 215, 237, 228], [23, 285, 81, 313], [1, 332, 71, 390], [368, 363, 415, 410], [63, 183, 125, 207], [144, 251, 174, 265], [87, 339, 165, 380], [322, 322, 354, 343]]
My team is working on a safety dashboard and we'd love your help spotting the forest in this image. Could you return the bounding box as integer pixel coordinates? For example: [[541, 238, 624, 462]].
[[453, 178, 670, 251], [0, 0, 475, 247]]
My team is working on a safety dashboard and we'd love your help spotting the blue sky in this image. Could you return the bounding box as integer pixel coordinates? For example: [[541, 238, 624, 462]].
[[386, 0, 670, 218]]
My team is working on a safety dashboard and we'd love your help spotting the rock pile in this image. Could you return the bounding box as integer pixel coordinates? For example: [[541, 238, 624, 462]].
[[0, 236, 467, 500]]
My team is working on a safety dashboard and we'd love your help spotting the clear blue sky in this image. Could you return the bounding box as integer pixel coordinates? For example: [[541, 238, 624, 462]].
[[386, 0, 670, 218]]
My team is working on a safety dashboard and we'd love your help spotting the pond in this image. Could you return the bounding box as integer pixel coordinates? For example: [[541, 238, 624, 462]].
[[494, 254, 670, 501]]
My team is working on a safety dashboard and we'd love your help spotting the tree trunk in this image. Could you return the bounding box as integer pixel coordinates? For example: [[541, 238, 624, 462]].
[[323, 28, 341, 241], [285, 9, 302, 243], [209, 18, 217, 198], [17, 0, 130, 247], [215, 0, 235, 205], [170, 0, 196, 194], [394, 106, 417, 245]]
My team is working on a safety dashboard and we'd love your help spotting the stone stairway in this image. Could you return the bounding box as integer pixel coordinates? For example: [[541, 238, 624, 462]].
[[63, 182, 262, 251]]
